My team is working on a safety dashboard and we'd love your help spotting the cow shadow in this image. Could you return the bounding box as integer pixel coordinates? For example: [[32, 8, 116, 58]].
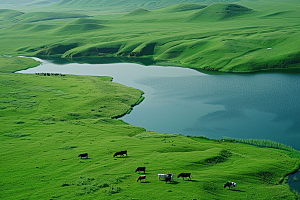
[[229, 189, 245, 192], [186, 180, 199, 182], [167, 181, 180, 185], [140, 181, 150, 183]]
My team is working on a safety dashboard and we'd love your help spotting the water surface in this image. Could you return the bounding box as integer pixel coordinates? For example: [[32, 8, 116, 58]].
[[287, 171, 300, 193], [17, 57, 300, 150]]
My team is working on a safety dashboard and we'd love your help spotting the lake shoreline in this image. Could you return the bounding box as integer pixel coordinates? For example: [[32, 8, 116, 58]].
[[15, 56, 300, 151], [1, 56, 300, 199], [36, 55, 300, 73]]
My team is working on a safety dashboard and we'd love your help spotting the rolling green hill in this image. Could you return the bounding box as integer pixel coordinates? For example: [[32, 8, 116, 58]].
[[0, 0, 299, 72], [14, 11, 89, 23], [0, 0, 59, 9], [0, 9, 88, 28], [1, 0, 300, 196], [47, 0, 241, 12], [0, 9, 24, 26], [190, 3, 255, 21]]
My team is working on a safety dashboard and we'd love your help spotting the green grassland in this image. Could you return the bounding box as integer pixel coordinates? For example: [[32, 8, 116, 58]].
[[1, 1, 300, 198], [0, 56, 41, 73], [0, 0, 299, 72], [0, 57, 300, 199]]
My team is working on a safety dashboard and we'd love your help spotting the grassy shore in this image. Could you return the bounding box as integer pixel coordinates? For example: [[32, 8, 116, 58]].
[[0, 56, 299, 199], [0, 0, 299, 72]]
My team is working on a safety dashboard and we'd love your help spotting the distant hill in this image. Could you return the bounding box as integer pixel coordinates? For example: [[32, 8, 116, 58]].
[[0, 0, 59, 9], [158, 3, 207, 13], [15, 12, 89, 23], [25, 0, 59, 7], [190, 3, 254, 21], [0, 9, 24, 27], [48, 0, 242, 12], [125, 8, 150, 17], [0, 9, 24, 19], [0, 0, 299, 72]]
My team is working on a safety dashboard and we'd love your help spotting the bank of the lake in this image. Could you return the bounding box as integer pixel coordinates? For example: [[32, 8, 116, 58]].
[[1, 56, 300, 199], [17, 57, 300, 151]]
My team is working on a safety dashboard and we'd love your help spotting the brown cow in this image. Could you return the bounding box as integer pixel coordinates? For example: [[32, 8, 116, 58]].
[[137, 175, 146, 182]]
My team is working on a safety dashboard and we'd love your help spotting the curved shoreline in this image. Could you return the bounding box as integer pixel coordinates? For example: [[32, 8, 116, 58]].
[[2, 55, 299, 199], [15, 56, 300, 151], [36, 55, 300, 73]]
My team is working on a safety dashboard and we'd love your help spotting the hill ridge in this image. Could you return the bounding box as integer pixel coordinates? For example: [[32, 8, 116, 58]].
[[190, 3, 254, 21]]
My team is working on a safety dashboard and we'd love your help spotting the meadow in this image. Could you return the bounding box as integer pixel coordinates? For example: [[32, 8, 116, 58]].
[[1, 0, 300, 199], [0, 0, 299, 72], [0, 56, 299, 199]]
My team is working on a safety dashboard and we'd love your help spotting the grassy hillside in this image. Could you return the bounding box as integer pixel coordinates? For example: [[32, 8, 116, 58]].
[[1, 60, 299, 199], [0, 0, 59, 9], [14, 12, 89, 23], [0, 9, 88, 28], [0, 9, 24, 27], [190, 3, 255, 21], [46, 0, 241, 13], [1, 1, 299, 199], [0, 0, 299, 72], [0, 56, 41, 73]]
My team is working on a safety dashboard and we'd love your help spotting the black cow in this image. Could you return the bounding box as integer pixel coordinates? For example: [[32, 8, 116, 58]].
[[177, 173, 192, 180], [113, 150, 127, 157], [223, 182, 236, 190], [165, 174, 173, 183], [78, 153, 88, 159], [135, 167, 146, 174]]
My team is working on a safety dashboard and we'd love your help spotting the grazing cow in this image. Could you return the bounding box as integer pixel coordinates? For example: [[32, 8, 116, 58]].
[[78, 153, 88, 159], [223, 182, 236, 190], [137, 175, 146, 182], [158, 174, 173, 183], [165, 174, 173, 183], [177, 173, 192, 180], [158, 174, 168, 180], [113, 150, 127, 157], [135, 167, 146, 174]]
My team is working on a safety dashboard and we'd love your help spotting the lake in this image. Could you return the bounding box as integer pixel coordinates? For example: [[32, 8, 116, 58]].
[[17, 57, 300, 150]]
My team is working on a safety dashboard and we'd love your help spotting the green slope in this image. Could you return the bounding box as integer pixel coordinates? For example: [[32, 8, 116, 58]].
[[14, 11, 89, 23], [190, 3, 255, 21], [47, 0, 241, 12], [0, 9, 24, 27], [0, 0, 299, 72], [124, 8, 150, 17]]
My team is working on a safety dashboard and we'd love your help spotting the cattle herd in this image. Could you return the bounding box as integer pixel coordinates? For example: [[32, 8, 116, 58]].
[[78, 150, 236, 189]]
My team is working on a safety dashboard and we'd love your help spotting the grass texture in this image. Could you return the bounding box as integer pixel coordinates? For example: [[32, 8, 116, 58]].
[[0, 56, 41, 73], [0, 0, 299, 72], [0, 59, 300, 199]]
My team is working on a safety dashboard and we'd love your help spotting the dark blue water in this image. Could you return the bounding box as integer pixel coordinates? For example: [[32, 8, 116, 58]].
[[18, 57, 300, 150], [287, 171, 300, 193]]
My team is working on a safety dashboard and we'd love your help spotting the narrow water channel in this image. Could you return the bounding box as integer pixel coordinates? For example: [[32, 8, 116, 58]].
[[287, 171, 300, 194], [17, 57, 300, 150]]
